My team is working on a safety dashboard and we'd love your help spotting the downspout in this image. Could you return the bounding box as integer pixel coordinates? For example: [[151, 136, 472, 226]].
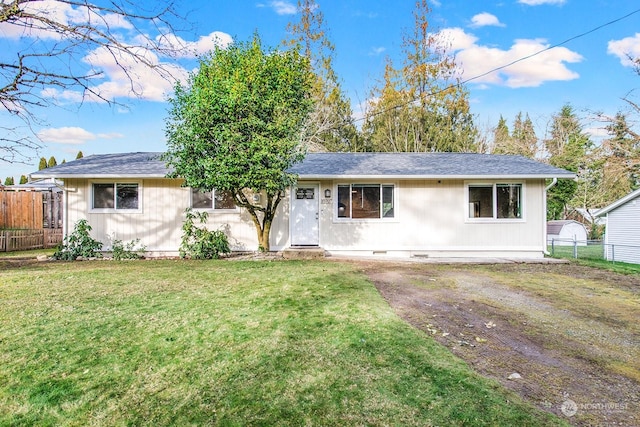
[[543, 178, 558, 255]]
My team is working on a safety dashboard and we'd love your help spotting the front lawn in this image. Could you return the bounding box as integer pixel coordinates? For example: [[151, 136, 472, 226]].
[[0, 260, 562, 426]]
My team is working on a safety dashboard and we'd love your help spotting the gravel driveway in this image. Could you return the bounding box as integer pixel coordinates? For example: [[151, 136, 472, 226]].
[[359, 261, 639, 427]]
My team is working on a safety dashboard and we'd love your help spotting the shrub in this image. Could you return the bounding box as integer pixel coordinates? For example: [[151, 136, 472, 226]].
[[111, 238, 146, 260], [180, 208, 230, 259], [53, 219, 103, 260]]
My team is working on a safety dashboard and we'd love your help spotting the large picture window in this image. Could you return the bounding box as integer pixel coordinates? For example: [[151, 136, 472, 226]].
[[468, 183, 522, 220], [191, 188, 236, 210], [92, 183, 139, 210], [337, 184, 394, 219]]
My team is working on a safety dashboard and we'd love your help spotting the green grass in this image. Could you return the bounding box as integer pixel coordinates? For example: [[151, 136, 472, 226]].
[[0, 248, 55, 259], [0, 260, 563, 426], [547, 244, 640, 274]]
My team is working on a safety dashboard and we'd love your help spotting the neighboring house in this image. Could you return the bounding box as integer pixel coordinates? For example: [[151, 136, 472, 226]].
[[31, 151, 574, 259], [546, 220, 587, 246], [595, 188, 640, 264]]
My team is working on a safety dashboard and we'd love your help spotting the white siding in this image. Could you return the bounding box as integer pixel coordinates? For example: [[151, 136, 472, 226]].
[[63, 177, 548, 258], [604, 196, 640, 264], [64, 178, 267, 255], [312, 179, 547, 258]]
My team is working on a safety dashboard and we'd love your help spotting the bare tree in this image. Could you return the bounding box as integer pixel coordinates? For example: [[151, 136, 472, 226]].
[[0, 0, 193, 163]]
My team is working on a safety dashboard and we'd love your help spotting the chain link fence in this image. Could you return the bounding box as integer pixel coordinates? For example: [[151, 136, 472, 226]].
[[548, 238, 639, 264]]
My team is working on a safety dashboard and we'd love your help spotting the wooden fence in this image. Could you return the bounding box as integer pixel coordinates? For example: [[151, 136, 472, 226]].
[[0, 190, 62, 229], [0, 229, 63, 252], [0, 191, 43, 229]]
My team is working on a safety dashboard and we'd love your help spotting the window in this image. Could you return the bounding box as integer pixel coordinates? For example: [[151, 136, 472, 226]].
[[191, 188, 236, 210], [92, 183, 139, 210], [468, 183, 522, 220], [337, 184, 394, 219]]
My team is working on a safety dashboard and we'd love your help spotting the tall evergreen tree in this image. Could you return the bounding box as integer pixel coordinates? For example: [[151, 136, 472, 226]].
[[364, 0, 477, 152], [38, 157, 47, 170], [544, 105, 591, 220], [492, 116, 511, 154], [47, 156, 57, 168], [4, 177, 14, 185], [19, 175, 28, 184], [76, 151, 84, 159], [283, 0, 357, 152]]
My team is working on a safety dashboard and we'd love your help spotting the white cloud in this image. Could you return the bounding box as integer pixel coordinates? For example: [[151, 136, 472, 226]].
[[262, 1, 297, 15], [470, 13, 505, 28], [439, 28, 582, 88], [368, 46, 386, 56], [37, 127, 123, 144], [42, 44, 189, 103], [607, 33, 640, 67], [157, 31, 234, 58], [518, 0, 566, 5], [0, 0, 132, 39]]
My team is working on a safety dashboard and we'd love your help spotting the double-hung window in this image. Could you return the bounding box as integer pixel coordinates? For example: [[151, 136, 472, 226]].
[[92, 183, 140, 211], [467, 183, 522, 220], [191, 188, 236, 210], [337, 184, 394, 219]]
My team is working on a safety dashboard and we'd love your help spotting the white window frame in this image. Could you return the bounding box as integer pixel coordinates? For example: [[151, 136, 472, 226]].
[[334, 182, 397, 222], [90, 180, 143, 213], [465, 182, 525, 223], [190, 188, 238, 212]]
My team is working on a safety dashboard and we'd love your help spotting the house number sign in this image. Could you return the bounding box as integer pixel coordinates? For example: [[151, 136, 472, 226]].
[[296, 188, 315, 200]]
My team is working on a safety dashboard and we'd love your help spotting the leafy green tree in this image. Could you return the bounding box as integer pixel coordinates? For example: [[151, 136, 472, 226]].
[[38, 157, 47, 170], [364, 0, 478, 152], [76, 151, 84, 159], [544, 105, 591, 219], [283, 0, 357, 152], [47, 156, 57, 168], [19, 175, 28, 184], [164, 35, 314, 251], [4, 176, 14, 185]]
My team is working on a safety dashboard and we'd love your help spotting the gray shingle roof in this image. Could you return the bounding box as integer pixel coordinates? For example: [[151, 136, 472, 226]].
[[31, 152, 168, 178], [290, 152, 574, 179], [31, 151, 575, 179]]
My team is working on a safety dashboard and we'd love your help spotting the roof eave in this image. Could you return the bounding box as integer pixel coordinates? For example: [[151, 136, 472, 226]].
[[296, 174, 576, 180], [30, 173, 171, 179], [595, 188, 640, 217]]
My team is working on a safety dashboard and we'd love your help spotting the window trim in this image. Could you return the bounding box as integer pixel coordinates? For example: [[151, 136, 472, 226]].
[[465, 181, 525, 223], [190, 188, 238, 212], [334, 182, 398, 222], [89, 180, 143, 213]]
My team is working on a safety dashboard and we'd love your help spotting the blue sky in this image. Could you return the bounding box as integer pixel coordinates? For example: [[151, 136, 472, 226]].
[[2, 0, 640, 180]]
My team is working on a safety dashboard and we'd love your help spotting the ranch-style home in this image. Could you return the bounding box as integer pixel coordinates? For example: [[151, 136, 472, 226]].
[[31, 151, 574, 259]]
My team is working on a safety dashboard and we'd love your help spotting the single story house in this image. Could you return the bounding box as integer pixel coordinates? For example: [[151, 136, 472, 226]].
[[31, 151, 574, 259], [596, 188, 640, 264], [546, 220, 588, 246]]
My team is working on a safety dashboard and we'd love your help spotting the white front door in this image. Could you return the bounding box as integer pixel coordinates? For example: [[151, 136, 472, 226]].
[[291, 184, 319, 246]]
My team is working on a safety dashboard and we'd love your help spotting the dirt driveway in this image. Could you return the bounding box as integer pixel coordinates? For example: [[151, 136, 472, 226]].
[[359, 261, 639, 426]]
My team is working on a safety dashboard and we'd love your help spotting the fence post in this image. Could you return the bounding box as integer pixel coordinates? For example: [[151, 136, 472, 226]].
[[551, 239, 555, 256], [573, 238, 578, 259], [611, 244, 615, 264]]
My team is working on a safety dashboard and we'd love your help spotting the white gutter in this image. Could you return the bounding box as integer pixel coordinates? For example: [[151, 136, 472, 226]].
[[545, 177, 558, 191], [542, 178, 558, 255]]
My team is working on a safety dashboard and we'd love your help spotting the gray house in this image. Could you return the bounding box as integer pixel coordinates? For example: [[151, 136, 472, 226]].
[[596, 188, 640, 264], [31, 152, 574, 259]]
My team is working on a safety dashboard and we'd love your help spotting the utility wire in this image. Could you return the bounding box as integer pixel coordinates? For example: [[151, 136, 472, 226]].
[[355, 7, 640, 124]]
